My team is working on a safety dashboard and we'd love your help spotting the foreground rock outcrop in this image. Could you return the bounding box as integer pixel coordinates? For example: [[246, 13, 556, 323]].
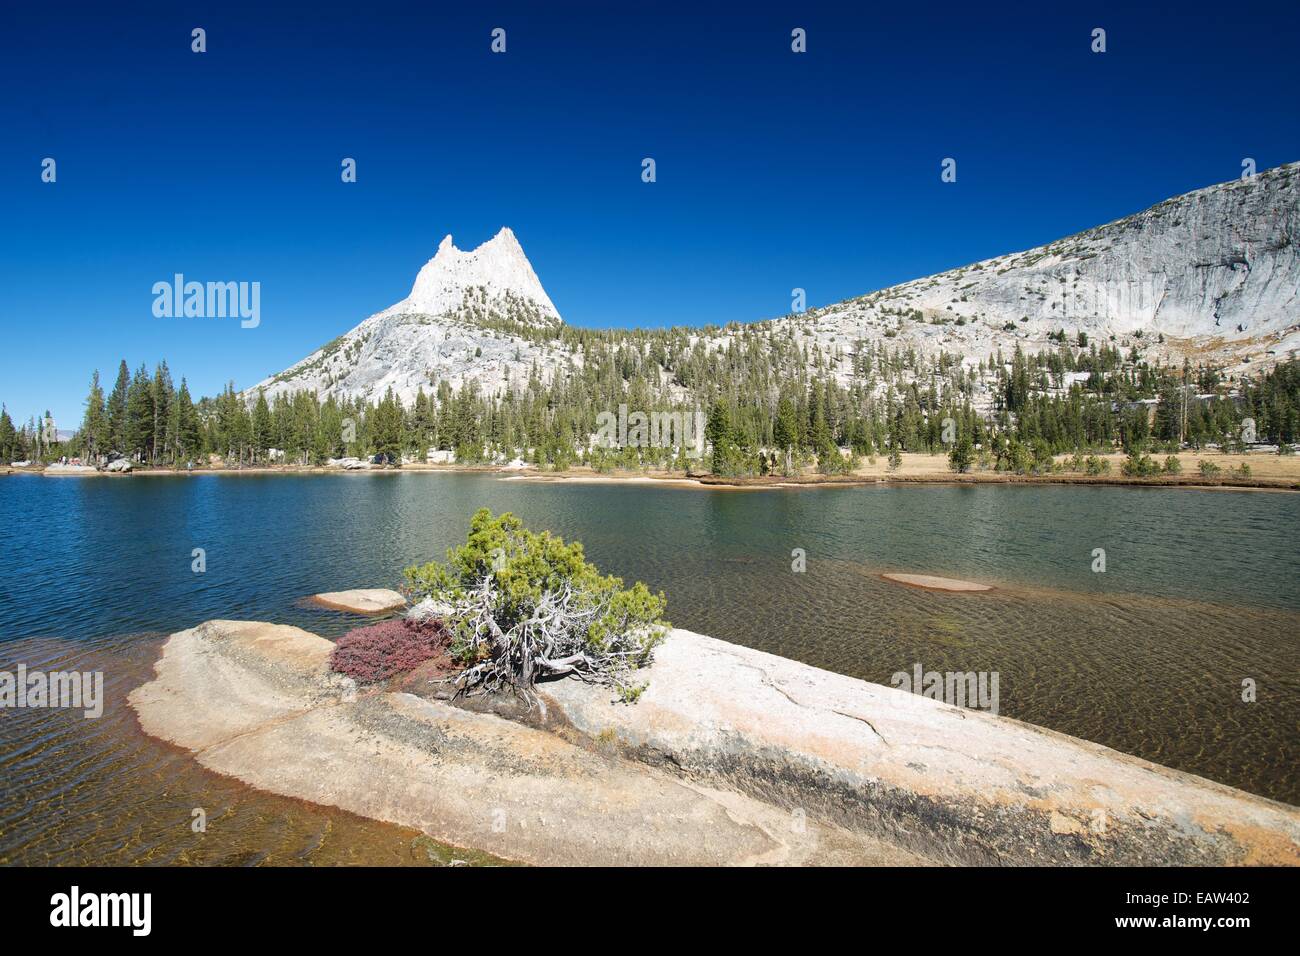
[[130, 621, 1300, 866], [546, 632, 1300, 865], [129, 621, 920, 865]]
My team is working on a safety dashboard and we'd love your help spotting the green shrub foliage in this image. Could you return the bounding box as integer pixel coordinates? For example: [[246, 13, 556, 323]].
[[404, 509, 667, 704]]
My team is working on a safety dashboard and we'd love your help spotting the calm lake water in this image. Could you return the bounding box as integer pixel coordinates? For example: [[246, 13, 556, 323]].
[[2, 471, 1298, 862]]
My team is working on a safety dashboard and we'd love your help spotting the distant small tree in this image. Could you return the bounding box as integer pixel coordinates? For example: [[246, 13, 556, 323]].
[[1121, 452, 1159, 477], [773, 396, 799, 475], [996, 437, 1030, 475], [818, 446, 858, 476], [1030, 438, 1055, 474], [370, 388, 404, 463], [1084, 455, 1110, 476], [948, 435, 974, 473], [707, 403, 757, 477]]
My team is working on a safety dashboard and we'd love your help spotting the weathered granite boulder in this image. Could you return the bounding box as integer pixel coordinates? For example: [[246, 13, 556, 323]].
[[105, 458, 133, 473], [330, 457, 371, 470], [543, 630, 1300, 865], [311, 588, 407, 614], [43, 463, 99, 475]]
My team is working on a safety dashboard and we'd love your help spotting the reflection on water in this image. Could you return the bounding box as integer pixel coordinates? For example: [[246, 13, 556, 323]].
[[0, 472, 1296, 864]]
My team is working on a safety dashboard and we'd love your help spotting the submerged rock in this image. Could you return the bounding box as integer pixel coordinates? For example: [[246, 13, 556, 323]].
[[881, 572, 993, 592], [311, 589, 407, 614]]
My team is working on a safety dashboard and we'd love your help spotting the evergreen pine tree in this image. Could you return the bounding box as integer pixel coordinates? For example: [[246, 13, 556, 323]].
[[252, 389, 274, 462], [81, 371, 107, 462], [175, 378, 200, 463], [123, 363, 156, 460], [106, 360, 130, 453], [151, 361, 173, 464], [0, 406, 15, 463]]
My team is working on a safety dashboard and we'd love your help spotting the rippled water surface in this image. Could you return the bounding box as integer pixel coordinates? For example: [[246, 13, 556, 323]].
[[1, 472, 1297, 862]]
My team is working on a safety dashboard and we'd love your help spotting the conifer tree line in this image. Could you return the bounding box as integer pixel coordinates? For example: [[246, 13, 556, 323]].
[[3, 331, 1297, 473]]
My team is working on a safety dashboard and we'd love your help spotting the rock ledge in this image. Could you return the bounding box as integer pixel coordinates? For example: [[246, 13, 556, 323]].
[[129, 621, 1300, 866]]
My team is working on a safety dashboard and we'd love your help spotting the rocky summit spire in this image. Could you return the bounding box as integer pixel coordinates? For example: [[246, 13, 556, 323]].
[[400, 227, 561, 321]]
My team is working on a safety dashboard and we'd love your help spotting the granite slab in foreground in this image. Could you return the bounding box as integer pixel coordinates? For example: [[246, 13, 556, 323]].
[[129, 622, 1300, 866], [129, 621, 919, 866], [545, 631, 1300, 865]]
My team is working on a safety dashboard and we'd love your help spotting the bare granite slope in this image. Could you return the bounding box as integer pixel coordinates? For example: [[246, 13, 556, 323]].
[[250, 164, 1299, 409]]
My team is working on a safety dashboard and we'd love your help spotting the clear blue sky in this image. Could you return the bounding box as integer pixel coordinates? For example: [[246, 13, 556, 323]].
[[2, 1, 1297, 428]]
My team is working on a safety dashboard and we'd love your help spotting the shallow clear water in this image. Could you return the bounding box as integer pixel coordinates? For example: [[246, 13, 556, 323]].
[[1, 471, 1297, 862], [0, 633, 499, 866]]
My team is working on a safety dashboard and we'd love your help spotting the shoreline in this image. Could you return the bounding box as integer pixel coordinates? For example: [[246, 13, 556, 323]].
[[13, 459, 1299, 492], [694, 472, 1300, 492]]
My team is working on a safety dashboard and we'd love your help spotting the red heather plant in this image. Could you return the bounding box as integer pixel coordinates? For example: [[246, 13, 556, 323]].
[[329, 618, 450, 683]]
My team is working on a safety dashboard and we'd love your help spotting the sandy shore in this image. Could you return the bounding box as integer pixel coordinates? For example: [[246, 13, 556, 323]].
[[130, 620, 1300, 866], [502, 473, 705, 488], [19, 451, 1300, 491], [692, 450, 1300, 491]]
